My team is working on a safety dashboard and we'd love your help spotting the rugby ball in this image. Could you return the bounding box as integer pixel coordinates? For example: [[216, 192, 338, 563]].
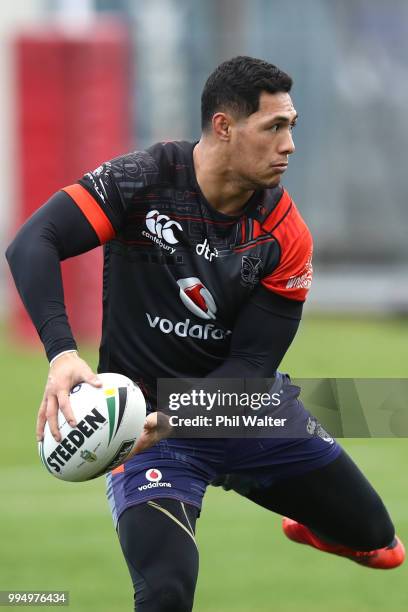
[[38, 373, 146, 482]]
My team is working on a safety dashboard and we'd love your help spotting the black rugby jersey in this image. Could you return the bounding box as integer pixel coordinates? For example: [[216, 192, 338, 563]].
[[61, 141, 313, 399]]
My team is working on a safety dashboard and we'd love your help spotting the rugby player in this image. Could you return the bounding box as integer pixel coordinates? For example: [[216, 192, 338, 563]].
[[6, 56, 405, 611]]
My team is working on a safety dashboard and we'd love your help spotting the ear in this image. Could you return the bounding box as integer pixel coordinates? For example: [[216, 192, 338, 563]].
[[212, 112, 232, 141]]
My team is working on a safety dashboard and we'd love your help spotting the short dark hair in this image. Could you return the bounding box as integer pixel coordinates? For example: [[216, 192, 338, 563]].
[[201, 56, 293, 131]]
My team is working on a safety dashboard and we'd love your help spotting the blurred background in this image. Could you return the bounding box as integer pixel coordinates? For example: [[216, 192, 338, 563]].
[[1, 0, 408, 328], [0, 1, 407, 611]]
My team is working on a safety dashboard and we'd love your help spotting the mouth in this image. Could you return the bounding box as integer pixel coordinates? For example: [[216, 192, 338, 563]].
[[271, 163, 288, 173]]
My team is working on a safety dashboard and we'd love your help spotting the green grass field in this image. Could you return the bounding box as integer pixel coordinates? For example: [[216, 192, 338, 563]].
[[1, 315, 407, 611]]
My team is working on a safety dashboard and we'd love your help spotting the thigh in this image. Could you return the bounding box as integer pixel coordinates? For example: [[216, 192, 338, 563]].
[[118, 498, 199, 612], [243, 448, 395, 549], [106, 438, 220, 528]]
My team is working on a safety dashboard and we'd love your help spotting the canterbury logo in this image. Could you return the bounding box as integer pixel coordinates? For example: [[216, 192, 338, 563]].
[[145, 210, 182, 244], [142, 210, 183, 255], [177, 277, 217, 320]]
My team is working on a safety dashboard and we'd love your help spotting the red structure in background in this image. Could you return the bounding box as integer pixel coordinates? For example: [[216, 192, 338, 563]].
[[12, 22, 132, 347]]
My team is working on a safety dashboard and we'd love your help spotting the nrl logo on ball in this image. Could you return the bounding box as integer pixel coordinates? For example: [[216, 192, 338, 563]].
[[80, 450, 98, 462]]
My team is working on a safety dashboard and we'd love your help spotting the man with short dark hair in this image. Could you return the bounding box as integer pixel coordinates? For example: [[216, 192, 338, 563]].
[[6, 56, 405, 611]]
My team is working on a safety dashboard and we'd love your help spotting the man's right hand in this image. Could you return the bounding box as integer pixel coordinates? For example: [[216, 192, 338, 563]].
[[36, 352, 102, 443]]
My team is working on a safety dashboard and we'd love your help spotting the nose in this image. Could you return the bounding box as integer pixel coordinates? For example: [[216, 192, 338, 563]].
[[279, 130, 295, 155]]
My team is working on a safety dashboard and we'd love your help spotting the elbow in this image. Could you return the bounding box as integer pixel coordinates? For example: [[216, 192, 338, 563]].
[[5, 237, 19, 272], [5, 230, 38, 279], [5, 236, 27, 288]]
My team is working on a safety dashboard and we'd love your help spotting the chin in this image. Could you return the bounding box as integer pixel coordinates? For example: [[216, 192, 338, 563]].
[[256, 175, 281, 189], [241, 172, 281, 190]]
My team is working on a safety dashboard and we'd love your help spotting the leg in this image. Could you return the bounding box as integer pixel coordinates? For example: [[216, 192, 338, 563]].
[[117, 498, 199, 611], [218, 374, 404, 567], [106, 439, 222, 608], [236, 448, 404, 568], [243, 448, 395, 551]]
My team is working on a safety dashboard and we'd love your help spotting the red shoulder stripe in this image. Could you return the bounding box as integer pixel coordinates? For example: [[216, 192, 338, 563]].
[[62, 184, 115, 243]]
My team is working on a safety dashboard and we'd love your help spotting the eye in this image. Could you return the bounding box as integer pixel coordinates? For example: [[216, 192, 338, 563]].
[[268, 122, 297, 133]]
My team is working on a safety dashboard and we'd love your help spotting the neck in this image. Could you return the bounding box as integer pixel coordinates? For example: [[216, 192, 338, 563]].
[[193, 138, 254, 215]]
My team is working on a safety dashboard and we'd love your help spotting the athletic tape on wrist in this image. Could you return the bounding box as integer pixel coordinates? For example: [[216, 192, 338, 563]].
[[49, 350, 78, 367]]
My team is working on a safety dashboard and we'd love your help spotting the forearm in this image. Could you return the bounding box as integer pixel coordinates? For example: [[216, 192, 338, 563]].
[[6, 225, 75, 361], [157, 299, 301, 420], [5, 191, 100, 361]]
